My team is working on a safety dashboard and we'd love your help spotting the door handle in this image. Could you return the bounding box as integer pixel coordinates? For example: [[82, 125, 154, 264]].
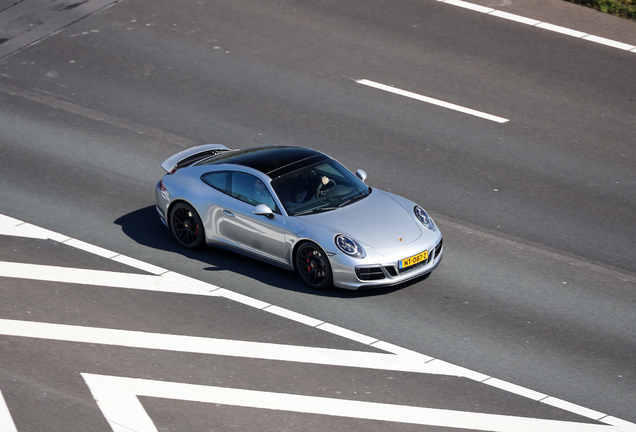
[[223, 210, 235, 217]]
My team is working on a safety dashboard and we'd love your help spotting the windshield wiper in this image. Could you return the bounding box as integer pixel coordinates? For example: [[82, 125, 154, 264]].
[[294, 207, 338, 216], [338, 191, 369, 208]]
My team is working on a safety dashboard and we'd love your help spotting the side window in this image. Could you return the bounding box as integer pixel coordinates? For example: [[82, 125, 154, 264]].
[[231, 172, 278, 213], [201, 171, 230, 194]]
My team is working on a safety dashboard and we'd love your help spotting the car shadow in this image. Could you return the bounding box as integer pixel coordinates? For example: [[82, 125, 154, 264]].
[[114, 206, 425, 298]]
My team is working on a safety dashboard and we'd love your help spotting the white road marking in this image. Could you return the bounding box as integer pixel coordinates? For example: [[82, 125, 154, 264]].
[[316, 322, 379, 345], [263, 305, 324, 327], [436, 0, 636, 53], [583, 35, 636, 51], [0, 261, 217, 296], [356, 79, 510, 123], [0, 319, 444, 374], [0, 389, 18, 432], [488, 10, 540, 26], [82, 373, 619, 432], [483, 377, 548, 401], [1, 214, 635, 431], [63, 238, 119, 259], [0, 224, 46, 239], [536, 22, 588, 38]]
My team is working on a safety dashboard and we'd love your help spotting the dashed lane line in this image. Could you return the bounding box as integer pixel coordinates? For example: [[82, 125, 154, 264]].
[[1, 213, 635, 431], [356, 79, 510, 123]]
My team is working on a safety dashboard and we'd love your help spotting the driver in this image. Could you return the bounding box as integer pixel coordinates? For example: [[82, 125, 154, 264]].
[[288, 175, 330, 204], [316, 176, 330, 196]]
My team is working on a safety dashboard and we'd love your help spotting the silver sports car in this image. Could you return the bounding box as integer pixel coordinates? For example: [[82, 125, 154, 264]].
[[155, 145, 443, 290]]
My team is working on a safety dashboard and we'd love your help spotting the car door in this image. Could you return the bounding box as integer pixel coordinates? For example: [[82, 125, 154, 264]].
[[220, 172, 289, 265]]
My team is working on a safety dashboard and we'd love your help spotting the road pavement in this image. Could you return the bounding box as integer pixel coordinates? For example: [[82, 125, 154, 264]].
[[0, 0, 634, 429]]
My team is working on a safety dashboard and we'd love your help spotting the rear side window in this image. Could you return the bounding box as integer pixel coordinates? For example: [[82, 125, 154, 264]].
[[201, 171, 231, 194]]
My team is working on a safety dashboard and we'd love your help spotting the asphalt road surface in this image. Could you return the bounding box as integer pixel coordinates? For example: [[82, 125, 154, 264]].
[[0, 0, 635, 430]]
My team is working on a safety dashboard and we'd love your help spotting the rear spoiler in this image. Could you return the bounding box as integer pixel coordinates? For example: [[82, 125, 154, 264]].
[[160, 144, 231, 173]]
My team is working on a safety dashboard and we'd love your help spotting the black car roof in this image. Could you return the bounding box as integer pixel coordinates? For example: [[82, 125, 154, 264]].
[[196, 146, 330, 178]]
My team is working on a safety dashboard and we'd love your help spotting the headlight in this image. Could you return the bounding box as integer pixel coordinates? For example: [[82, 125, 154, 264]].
[[334, 234, 364, 257], [414, 206, 436, 231]]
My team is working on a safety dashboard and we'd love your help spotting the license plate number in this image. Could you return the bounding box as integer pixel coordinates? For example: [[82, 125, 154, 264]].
[[399, 250, 428, 269]]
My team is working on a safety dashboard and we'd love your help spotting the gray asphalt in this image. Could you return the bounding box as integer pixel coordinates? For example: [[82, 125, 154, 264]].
[[0, 0, 635, 428]]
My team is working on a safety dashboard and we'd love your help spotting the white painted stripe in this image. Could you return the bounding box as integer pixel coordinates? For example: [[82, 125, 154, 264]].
[[11, 223, 70, 242], [437, 0, 636, 54], [111, 255, 168, 275], [63, 238, 119, 259], [542, 397, 607, 421], [0, 214, 22, 228], [214, 287, 271, 308], [443, 0, 494, 14], [82, 373, 619, 432], [0, 261, 215, 296], [85, 378, 159, 432], [371, 341, 435, 364], [426, 359, 491, 382], [0, 319, 444, 374], [0, 389, 18, 432], [603, 417, 636, 432], [356, 79, 510, 123], [161, 271, 220, 294], [535, 22, 588, 38], [489, 10, 541, 26], [264, 305, 324, 327], [583, 35, 636, 51], [0, 224, 47, 239], [317, 323, 379, 345], [483, 377, 547, 401]]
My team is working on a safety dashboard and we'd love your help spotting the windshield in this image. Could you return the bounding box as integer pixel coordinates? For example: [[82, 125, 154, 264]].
[[271, 159, 370, 216]]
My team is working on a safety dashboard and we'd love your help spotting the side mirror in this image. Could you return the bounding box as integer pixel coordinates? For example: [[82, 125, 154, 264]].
[[356, 169, 367, 183], [253, 203, 275, 219]]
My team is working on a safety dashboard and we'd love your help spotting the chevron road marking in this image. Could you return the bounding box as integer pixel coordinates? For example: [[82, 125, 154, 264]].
[[81, 373, 619, 432], [0, 261, 220, 296], [0, 319, 442, 374], [1, 213, 636, 431]]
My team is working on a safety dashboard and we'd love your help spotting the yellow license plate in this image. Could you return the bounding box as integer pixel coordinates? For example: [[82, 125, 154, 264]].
[[399, 250, 428, 269]]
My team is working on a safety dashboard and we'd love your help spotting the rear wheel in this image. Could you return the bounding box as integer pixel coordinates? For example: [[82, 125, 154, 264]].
[[169, 202, 205, 249], [295, 242, 333, 290]]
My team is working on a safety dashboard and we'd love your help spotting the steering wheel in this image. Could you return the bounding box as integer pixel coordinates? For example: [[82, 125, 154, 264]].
[[316, 179, 336, 198]]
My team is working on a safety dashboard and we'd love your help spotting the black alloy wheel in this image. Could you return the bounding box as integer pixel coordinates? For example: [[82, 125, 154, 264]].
[[170, 202, 205, 249], [295, 242, 333, 290]]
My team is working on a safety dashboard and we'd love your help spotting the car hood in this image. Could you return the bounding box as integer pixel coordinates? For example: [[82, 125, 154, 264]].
[[299, 189, 425, 251]]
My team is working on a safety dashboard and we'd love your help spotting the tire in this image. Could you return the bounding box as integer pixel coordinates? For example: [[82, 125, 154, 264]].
[[295, 242, 333, 290], [169, 202, 206, 249]]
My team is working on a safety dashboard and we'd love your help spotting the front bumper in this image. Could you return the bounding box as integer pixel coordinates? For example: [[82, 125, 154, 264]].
[[330, 237, 443, 289]]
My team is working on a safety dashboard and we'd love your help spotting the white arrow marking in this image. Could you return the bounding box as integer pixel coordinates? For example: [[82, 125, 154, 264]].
[[82, 373, 618, 432], [0, 319, 443, 374]]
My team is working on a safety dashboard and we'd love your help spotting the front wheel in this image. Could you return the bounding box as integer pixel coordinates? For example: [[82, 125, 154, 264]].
[[295, 242, 333, 290], [169, 202, 206, 249]]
